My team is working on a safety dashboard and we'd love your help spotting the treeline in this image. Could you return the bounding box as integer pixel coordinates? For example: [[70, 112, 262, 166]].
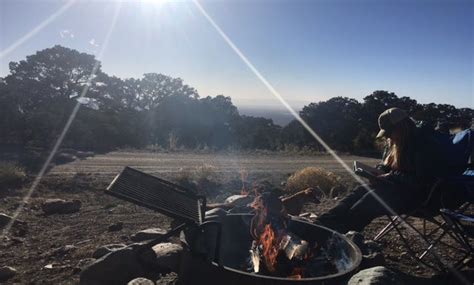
[[0, 45, 472, 152]]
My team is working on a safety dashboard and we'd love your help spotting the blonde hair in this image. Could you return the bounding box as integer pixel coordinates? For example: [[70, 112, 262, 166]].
[[383, 118, 416, 171]]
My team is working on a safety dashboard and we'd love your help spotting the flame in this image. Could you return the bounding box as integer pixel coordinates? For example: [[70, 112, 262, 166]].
[[258, 224, 280, 272]]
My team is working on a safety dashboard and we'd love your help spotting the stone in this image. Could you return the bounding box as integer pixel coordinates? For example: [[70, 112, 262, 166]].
[[152, 243, 184, 272], [128, 277, 155, 285], [51, 244, 76, 256], [348, 266, 403, 285], [42, 199, 81, 215], [131, 228, 167, 242], [92, 243, 127, 259], [0, 266, 17, 282], [80, 244, 146, 285], [108, 222, 123, 232], [55, 152, 77, 164]]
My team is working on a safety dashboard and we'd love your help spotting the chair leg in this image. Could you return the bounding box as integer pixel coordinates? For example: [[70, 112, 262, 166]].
[[374, 215, 402, 241]]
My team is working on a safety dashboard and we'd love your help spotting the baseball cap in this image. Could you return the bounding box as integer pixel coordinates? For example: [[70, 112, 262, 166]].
[[376, 108, 409, 139]]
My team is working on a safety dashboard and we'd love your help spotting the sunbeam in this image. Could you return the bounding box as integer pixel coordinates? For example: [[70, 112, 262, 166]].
[[1, 2, 123, 240], [0, 0, 76, 59]]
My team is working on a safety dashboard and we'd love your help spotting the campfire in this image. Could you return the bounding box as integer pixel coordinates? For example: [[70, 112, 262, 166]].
[[247, 193, 343, 279]]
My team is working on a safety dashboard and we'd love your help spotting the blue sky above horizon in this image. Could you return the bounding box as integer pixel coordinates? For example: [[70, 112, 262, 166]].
[[1, 0, 473, 110]]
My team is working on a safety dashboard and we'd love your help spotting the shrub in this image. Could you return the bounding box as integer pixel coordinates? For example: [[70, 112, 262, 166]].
[[286, 167, 342, 196], [175, 164, 220, 195], [0, 161, 26, 188]]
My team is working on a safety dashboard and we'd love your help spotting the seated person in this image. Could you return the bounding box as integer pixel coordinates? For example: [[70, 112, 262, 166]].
[[315, 107, 468, 233]]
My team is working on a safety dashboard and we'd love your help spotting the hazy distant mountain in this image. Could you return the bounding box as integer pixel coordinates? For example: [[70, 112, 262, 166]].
[[238, 106, 295, 127]]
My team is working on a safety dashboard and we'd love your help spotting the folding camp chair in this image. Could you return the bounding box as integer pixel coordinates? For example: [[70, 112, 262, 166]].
[[373, 169, 474, 272], [373, 129, 474, 272]]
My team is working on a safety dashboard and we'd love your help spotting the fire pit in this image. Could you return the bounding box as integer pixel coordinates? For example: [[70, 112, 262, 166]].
[[182, 213, 362, 285]]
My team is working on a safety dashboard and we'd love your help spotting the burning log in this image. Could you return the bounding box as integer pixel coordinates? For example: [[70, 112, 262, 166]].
[[249, 193, 314, 277]]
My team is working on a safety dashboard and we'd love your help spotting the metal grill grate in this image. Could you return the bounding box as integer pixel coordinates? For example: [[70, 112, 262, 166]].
[[106, 167, 205, 224]]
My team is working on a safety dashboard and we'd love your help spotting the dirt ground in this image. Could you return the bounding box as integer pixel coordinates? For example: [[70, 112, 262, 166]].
[[1, 151, 472, 284]]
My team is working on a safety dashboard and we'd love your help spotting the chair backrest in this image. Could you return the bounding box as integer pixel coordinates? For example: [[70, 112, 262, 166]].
[[106, 167, 206, 224]]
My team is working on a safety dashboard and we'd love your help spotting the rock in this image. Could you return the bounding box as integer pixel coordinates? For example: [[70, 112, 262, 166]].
[[51, 244, 76, 256], [92, 244, 127, 259], [76, 151, 95, 159], [0, 266, 17, 282], [348, 266, 403, 285], [80, 244, 146, 285], [55, 152, 77, 164], [42, 199, 81, 215], [128, 277, 155, 285], [152, 243, 183, 272], [108, 222, 123, 232], [131, 228, 167, 242]]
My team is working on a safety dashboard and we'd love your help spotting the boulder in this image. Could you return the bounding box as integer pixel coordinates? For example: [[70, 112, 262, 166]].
[[128, 277, 155, 285], [0, 266, 17, 282], [131, 228, 167, 242], [348, 266, 403, 285], [152, 243, 183, 272], [92, 244, 127, 259], [42, 199, 81, 215], [80, 244, 146, 285]]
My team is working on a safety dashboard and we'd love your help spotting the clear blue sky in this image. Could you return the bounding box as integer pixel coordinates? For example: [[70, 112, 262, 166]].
[[1, 0, 472, 110]]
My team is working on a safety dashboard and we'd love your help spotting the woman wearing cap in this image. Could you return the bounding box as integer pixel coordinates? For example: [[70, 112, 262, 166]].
[[315, 107, 453, 233]]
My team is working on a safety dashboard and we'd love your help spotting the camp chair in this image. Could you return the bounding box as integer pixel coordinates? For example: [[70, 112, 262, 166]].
[[373, 129, 474, 272]]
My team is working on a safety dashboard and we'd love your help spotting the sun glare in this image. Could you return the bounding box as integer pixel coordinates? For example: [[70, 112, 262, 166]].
[[142, 0, 170, 4]]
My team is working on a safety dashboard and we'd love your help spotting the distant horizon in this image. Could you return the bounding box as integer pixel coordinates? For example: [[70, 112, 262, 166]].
[[2, 43, 472, 111]]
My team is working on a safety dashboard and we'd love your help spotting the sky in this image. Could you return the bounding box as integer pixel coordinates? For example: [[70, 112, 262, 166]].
[[0, 0, 473, 111]]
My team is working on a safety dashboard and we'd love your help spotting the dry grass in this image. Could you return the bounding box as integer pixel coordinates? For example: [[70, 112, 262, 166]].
[[0, 161, 26, 188], [286, 167, 343, 196]]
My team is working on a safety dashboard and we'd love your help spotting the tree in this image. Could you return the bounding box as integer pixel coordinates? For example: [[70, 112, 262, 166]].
[[298, 97, 362, 151]]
